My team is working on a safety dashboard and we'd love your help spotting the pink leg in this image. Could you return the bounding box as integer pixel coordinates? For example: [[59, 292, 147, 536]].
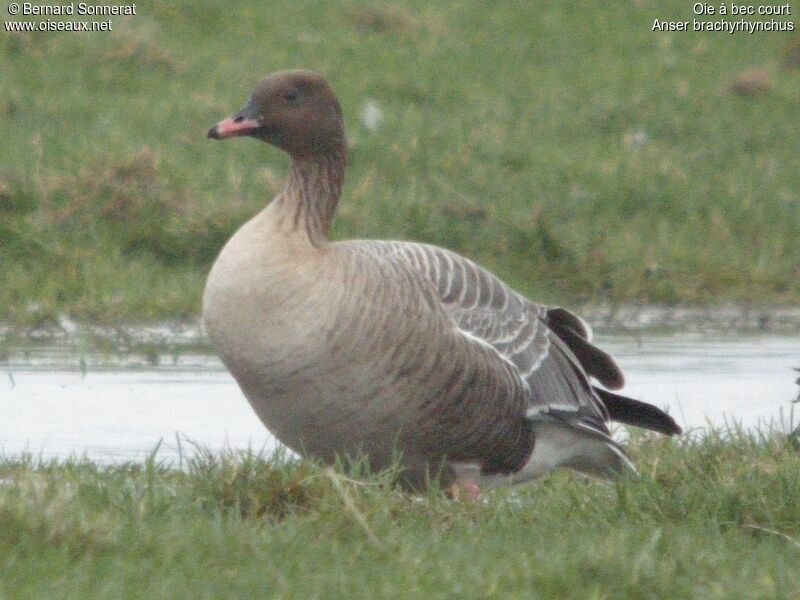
[[450, 477, 482, 502]]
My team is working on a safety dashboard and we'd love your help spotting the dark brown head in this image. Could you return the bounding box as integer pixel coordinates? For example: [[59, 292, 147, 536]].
[[208, 70, 344, 159]]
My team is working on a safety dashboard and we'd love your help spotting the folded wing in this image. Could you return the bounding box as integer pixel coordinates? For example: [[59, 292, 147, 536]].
[[358, 240, 680, 439]]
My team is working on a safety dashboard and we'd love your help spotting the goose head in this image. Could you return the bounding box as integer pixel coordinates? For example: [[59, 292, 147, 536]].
[[208, 70, 345, 159]]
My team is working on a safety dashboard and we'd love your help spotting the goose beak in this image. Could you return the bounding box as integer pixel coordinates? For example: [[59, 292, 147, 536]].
[[208, 99, 262, 139], [207, 115, 262, 139]]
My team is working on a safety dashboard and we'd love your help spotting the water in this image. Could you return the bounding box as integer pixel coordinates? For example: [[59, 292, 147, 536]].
[[1, 334, 797, 464]]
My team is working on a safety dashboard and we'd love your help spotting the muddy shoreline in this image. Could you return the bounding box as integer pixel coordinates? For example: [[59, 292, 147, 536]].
[[1, 304, 798, 362]]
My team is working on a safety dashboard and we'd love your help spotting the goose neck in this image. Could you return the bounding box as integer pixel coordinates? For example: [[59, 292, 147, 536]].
[[277, 149, 346, 246]]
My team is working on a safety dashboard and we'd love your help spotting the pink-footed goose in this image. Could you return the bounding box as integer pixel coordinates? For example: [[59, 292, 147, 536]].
[[204, 70, 681, 494]]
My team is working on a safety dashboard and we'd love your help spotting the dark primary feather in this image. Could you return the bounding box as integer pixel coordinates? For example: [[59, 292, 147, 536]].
[[544, 308, 625, 390], [593, 387, 682, 435], [545, 306, 592, 340]]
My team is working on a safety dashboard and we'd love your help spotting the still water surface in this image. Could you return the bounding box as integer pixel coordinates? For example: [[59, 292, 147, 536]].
[[2, 334, 798, 464]]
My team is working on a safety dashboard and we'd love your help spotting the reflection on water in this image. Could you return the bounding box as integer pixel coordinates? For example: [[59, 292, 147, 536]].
[[1, 334, 798, 464]]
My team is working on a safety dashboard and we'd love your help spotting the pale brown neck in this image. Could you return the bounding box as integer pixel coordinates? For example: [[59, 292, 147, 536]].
[[273, 147, 346, 246]]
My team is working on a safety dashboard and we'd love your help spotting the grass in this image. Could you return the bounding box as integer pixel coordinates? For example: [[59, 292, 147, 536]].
[[1, 430, 800, 598], [0, 1, 798, 325]]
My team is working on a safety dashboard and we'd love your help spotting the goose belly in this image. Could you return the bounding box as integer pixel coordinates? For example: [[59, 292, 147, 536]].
[[212, 312, 439, 468], [234, 358, 413, 465], [205, 271, 409, 462]]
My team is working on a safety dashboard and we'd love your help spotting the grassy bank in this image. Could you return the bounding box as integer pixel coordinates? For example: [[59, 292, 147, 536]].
[[2, 1, 799, 325], [1, 431, 800, 598]]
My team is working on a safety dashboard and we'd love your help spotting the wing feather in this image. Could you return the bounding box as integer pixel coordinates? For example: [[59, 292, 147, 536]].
[[356, 240, 610, 430]]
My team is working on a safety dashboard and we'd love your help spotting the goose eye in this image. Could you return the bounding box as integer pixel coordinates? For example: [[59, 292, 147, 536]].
[[285, 89, 301, 105]]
